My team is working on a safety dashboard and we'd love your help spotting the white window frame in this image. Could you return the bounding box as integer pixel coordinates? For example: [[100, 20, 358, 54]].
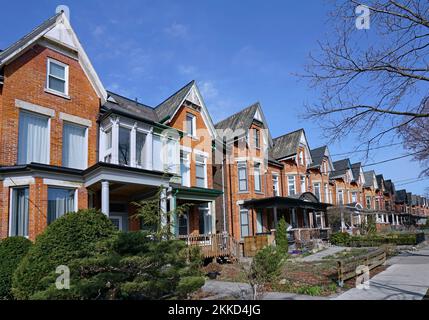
[[324, 183, 329, 203], [239, 206, 250, 239], [300, 175, 306, 193], [109, 216, 123, 231], [254, 162, 262, 192], [272, 174, 279, 196], [46, 58, 69, 97], [337, 189, 344, 205], [313, 182, 321, 200], [195, 152, 208, 188], [253, 128, 260, 149], [46, 187, 78, 224], [238, 161, 248, 192], [185, 113, 197, 138], [180, 150, 191, 187], [298, 150, 304, 166], [288, 175, 296, 196], [8, 186, 30, 238], [352, 191, 358, 203]]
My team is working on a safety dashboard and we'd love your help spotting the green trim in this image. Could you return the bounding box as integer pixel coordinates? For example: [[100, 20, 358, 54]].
[[173, 186, 222, 199]]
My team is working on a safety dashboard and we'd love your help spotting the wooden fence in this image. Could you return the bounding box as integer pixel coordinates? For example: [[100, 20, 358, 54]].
[[337, 248, 386, 286], [243, 234, 275, 257], [178, 233, 240, 259]]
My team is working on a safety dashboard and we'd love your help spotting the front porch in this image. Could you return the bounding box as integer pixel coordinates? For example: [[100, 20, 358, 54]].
[[243, 192, 331, 244]]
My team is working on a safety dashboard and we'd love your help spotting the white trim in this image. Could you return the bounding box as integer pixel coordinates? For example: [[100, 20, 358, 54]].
[[193, 148, 209, 158], [3, 177, 35, 187], [15, 99, 55, 117], [59, 112, 92, 127], [43, 178, 83, 188], [180, 145, 192, 154], [109, 215, 124, 231], [8, 189, 13, 237]]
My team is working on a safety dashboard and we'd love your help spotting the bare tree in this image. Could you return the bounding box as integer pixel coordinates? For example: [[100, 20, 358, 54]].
[[302, 0, 429, 174]]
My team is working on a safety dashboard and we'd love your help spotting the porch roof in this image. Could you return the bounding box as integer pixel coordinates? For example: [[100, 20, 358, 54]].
[[243, 195, 330, 211], [172, 185, 222, 201]]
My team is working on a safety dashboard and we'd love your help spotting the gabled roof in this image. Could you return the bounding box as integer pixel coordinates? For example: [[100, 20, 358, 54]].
[[0, 12, 61, 64], [330, 158, 351, 179], [351, 162, 362, 182], [363, 170, 377, 188], [155, 80, 195, 122], [309, 146, 327, 168], [155, 80, 217, 138], [0, 12, 107, 104], [395, 189, 407, 203], [103, 91, 158, 122], [271, 129, 305, 160]]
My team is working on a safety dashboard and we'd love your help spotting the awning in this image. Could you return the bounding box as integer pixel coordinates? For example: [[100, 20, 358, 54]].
[[172, 185, 222, 201], [243, 193, 330, 211]]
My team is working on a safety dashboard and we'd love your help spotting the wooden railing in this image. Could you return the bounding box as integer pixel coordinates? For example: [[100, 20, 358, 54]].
[[337, 248, 386, 286], [178, 233, 240, 259], [288, 228, 331, 242]]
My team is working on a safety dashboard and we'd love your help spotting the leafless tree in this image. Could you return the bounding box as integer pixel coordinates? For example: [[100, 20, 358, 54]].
[[302, 0, 429, 175]]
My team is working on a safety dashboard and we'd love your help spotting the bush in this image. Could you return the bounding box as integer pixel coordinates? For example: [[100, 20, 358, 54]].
[[28, 231, 205, 300], [275, 217, 289, 254], [12, 209, 117, 299], [330, 232, 350, 245], [0, 237, 32, 299]]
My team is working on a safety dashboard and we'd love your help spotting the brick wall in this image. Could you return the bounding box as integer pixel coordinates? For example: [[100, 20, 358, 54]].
[[0, 44, 100, 167]]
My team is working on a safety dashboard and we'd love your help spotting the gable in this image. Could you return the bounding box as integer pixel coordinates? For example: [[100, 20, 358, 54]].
[[0, 12, 107, 104]]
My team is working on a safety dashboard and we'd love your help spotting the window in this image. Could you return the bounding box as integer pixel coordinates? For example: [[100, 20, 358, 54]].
[[165, 138, 179, 173], [253, 128, 260, 148], [186, 113, 196, 136], [10, 187, 29, 237], [256, 210, 263, 234], [18, 111, 49, 165], [178, 213, 189, 236], [62, 122, 87, 169], [118, 127, 131, 165], [198, 204, 212, 235], [352, 192, 358, 203], [288, 176, 295, 196], [337, 190, 344, 205], [47, 58, 68, 95], [272, 174, 279, 196], [254, 163, 261, 192], [152, 134, 163, 171], [135, 131, 146, 167], [238, 162, 248, 192], [239, 206, 250, 238], [324, 183, 329, 203], [180, 151, 191, 187], [298, 150, 304, 166], [300, 176, 306, 193], [103, 128, 112, 163], [109, 217, 123, 230], [366, 196, 372, 209], [47, 188, 75, 224], [313, 183, 321, 200], [195, 154, 206, 188]]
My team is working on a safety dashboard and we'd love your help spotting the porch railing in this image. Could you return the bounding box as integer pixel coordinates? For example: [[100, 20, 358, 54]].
[[178, 233, 240, 259], [287, 228, 331, 242]]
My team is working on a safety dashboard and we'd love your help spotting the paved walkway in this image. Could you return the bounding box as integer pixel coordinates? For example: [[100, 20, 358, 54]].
[[202, 280, 327, 300], [334, 246, 429, 300], [300, 246, 346, 262]]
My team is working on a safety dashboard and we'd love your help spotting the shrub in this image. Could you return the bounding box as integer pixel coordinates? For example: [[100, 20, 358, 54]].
[[330, 232, 350, 245], [276, 217, 289, 254], [0, 237, 32, 299], [28, 231, 205, 300], [12, 209, 117, 299]]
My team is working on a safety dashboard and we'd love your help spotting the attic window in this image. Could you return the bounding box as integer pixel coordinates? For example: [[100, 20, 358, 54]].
[[47, 58, 69, 96], [185, 113, 196, 137]]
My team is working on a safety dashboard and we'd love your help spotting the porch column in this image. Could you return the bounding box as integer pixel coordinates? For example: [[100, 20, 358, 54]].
[[396, 215, 399, 226], [111, 120, 119, 164], [169, 195, 176, 236], [273, 207, 278, 228], [350, 213, 354, 229], [160, 188, 167, 230], [309, 211, 314, 228], [321, 212, 325, 228], [358, 214, 362, 225], [340, 209, 345, 232], [210, 200, 216, 234], [130, 124, 137, 167], [381, 214, 385, 223], [101, 180, 110, 216], [391, 213, 395, 225]]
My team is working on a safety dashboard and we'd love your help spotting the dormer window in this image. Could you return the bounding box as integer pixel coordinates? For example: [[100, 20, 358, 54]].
[[46, 58, 69, 96]]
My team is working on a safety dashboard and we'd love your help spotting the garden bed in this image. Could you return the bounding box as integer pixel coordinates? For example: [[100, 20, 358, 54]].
[[330, 231, 425, 247]]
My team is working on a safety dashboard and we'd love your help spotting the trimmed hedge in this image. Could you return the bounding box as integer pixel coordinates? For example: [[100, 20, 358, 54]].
[[330, 231, 425, 247], [0, 237, 32, 299], [12, 209, 117, 299]]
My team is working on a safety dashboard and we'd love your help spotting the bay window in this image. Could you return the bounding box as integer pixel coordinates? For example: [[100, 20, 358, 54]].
[[47, 187, 76, 224], [62, 122, 87, 169], [118, 127, 131, 165], [152, 134, 163, 171], [18, 111, 49, 165], [9, 187, 29, 237], [135, 131, 146, 167]]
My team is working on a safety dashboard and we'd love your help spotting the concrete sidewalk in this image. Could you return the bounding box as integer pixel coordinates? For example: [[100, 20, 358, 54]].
[[333, 246, 429, 300]]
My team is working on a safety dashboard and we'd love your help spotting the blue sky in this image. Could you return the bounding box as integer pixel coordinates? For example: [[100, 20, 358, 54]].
[[1, 0, 427, 195]]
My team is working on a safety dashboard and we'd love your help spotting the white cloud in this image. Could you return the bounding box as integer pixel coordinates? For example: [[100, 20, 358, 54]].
[[164, 22, 188, 38], [92, 25, 105, 37], [200, 81, 218, 99], [177, 65, 198, 76]]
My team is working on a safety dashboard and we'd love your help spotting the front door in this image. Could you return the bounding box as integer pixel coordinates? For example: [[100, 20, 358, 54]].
[[198, 203, 212, 235]]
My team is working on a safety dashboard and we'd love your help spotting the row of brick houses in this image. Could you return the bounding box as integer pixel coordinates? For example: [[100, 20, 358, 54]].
[[0, 12, 427, 257]]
